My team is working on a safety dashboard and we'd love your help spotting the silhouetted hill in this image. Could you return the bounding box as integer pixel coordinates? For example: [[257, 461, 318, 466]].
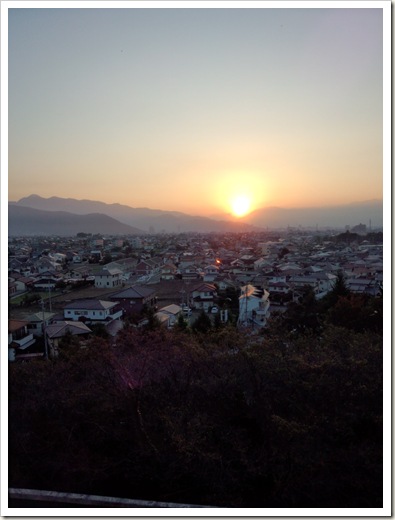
[[12, 195, 383, 232], [8, 205, 143, 236], [12, 195, 256, 233]]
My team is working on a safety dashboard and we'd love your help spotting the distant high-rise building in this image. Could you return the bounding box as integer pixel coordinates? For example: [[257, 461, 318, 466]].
[[351, 223, 367, 234]]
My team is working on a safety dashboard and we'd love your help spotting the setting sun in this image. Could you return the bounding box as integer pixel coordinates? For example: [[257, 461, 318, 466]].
[[231, 195, 252, 217]]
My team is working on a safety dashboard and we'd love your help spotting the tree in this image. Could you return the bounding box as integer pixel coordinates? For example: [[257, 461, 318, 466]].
[[332, 270, 350, 298], [175, 313, 189, 331], [281, 285, 321, 333], [321, 270, 350, 310], [90, 322, 110, 339], [100, 253, 112, 265], [8, 306, 383, 508], [192, 310, 212, 334], [326, 293, 382, 333]]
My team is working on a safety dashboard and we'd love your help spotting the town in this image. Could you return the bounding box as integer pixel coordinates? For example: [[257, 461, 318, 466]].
[[8, 225, 383, 361], [8, 224, 384, 508]]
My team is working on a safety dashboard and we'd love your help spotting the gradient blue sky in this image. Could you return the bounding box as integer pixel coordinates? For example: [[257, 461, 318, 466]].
[[8, 3, 384, 215]]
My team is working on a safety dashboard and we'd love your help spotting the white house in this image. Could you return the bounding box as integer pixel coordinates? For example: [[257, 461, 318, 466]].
[[155, 304, 183, 328], [203, 265, 220, 282], [26, 311, 56, 337], [94, 268, 123, 288], [8, 320, 36, 361], [35, 256, 62, 273], [190, 283, 217, 312], [32, 272, 62, 290], [161, 263, 178, 280], [63, 299, 123, 323], [238, 285, 271, 329]]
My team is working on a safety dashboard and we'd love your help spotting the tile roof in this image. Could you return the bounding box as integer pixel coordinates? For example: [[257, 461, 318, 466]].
[[95, 268, 123, 276], [26, 312, 56, 323], [63, 299, 117, 311], [8, 320, 28, 332], [109, 286, 156, 299], [158, 304, 182, 316], [46, 321, 92, 339]]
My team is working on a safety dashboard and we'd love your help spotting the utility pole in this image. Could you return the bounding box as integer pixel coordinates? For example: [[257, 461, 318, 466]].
[[41, 299, 49, 360], [48, 284, 52, 313]]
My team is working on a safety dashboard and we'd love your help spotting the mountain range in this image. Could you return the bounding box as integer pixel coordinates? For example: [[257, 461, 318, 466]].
[[8, 196, 255, 236], [8, 195, 383, 236]]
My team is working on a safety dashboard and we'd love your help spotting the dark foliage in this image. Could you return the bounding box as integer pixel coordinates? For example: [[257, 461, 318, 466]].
[[9, 295, 383, 508], [191, 310, 212, 333]]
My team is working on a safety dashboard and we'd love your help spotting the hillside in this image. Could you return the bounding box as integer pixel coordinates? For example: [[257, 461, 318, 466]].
[[8, 205, 143, 236], [12, 195, 256, 233], [11, 195, 384, 232]]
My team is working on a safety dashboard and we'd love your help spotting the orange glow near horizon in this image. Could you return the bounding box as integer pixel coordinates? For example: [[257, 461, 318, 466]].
[[209, 169, 268, 218]]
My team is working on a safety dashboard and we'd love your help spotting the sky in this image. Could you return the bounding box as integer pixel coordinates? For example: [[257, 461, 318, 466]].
[[7, 2, 384, 217]]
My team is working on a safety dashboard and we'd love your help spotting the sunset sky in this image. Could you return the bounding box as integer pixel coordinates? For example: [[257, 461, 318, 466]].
[[7, 2, 385, 217]]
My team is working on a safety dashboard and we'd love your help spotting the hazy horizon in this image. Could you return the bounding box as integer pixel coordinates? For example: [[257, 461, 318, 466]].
[[10, 192, 383, 214], [8, 3, 384, 218]]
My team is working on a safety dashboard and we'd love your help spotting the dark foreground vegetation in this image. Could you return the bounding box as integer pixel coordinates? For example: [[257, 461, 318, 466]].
[[9, 283, 383, 508]]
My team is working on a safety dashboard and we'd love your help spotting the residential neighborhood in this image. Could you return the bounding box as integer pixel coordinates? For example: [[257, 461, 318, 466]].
[[8, 227, 383, 362]]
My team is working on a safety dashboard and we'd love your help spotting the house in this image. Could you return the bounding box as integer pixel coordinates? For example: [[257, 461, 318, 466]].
[[268, 281, 290, 294], [279, 264, 303, 276], [216, 275, 238, 292], [8, 320, 36, 361], [9, 258, 26, 273], [68, 265, 91, 280], [63, 299, 123, 323], [203, 264, 220, 282], [288, 275, 320, 293], [310, 272, 337, 296], [135, 259, 159, 277], [90, 250, 102, 262], [106, 257, 138, 278], [32, 272, 63, 291], [155, 304, 183, 328], [231, 255, 256, 271], [8, 279, 18, 297], [288, 273, 336, 299], [254, 257, 271, 270], [71, 252, 84, 263], [45, 321, 92, 352], [26, 311, 56, 337], [190, 282, 217, 312], [50, 252, 67, 265], [109, 286, 157, 315], [13, 275, 35, 293], [34, 256, 62, 273], [161, 263, 178, 280], [238, 285, 271, 329], [94, 267, 123, 288], [347, 277, 382, 296], [181, 266, 202, 281], [179, 255, 204, 269]]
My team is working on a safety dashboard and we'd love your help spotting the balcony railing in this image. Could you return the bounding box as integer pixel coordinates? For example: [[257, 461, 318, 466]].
[[13, 334, 36, 349], [8, 488, 217, 508]]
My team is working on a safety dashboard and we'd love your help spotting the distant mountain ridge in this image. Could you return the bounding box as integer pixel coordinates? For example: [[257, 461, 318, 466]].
[[10, 195, 383, 233], [9, 196, 255, 234], [8, 205, 143, 236]]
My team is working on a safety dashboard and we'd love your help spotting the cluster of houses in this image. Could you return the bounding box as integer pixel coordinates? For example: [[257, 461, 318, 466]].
[[8, 229, 383, 361]]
